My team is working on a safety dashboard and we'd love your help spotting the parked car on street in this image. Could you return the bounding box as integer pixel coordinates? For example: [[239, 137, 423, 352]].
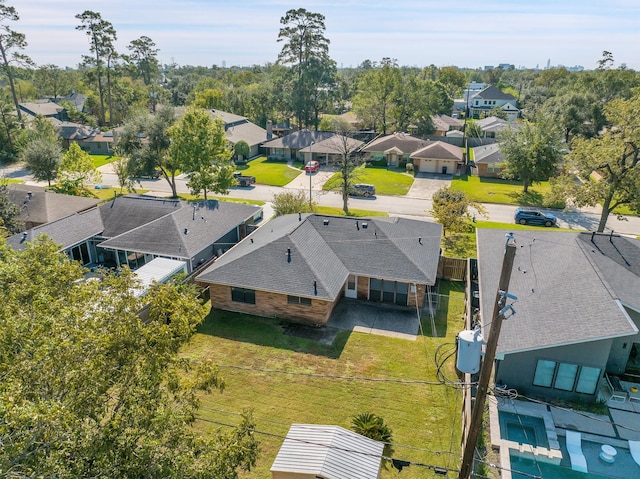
[[304, 160, 320, 173], [349, 183, 376, 197], [233, 171, 256, 187], [514, 207, 557, 226]]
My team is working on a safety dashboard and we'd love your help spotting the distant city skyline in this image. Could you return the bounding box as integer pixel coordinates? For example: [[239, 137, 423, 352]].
[[18, 1, 640, 71]]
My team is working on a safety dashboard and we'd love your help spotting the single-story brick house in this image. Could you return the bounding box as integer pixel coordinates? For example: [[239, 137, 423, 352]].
[[197, 214, 442, 325], [471, 142, 503, 178]]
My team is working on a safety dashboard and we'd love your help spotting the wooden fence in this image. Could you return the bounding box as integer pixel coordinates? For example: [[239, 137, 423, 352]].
[[437, 256, 468, 281]]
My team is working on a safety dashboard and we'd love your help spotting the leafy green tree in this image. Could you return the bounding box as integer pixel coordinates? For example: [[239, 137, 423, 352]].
[[272, 190, 316, 216], [540, 91, 602, 143], [111, 154, 139, 193], [59, 142, 101, 185], [435, 66, 467, 100], [126, 35, 159, 86], [0, 237, 259, 477], [20, 122, 62, 186], [352, 58, 401, 134], [0, 1, 32, 123], [554, 90, 640, 232], [322, 122, 365, 214], [0, 178, 20, 235], [76, 10, 118, 126], [116, 106, 178, 197], [277, 8, 335, 129], [351, 412, 393, 443], [430, 186, 486, 237], [498, 119, 563, 193], [233, 139, 250, 162], [168, 108, 234, 199]]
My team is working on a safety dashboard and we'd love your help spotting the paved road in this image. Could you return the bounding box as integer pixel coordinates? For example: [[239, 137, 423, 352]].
[[5, 161, 640, 236]]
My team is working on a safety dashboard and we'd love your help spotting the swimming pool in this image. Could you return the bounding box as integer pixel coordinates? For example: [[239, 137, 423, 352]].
[[499, 411, 549, 449], [509, 451, 610, 479]]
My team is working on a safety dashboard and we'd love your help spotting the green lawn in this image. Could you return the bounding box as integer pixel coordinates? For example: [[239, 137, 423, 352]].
[[236, 156, 302, 186], [441, 220, 577, 258], [314, 205, 388, 217], [91, 154, 117, 168], [88, 187, 148, 201], [323, 166, 414, 196], [450, 175, 564, 208], [182, 285, 465, 479], [176, 193, 265, 206]]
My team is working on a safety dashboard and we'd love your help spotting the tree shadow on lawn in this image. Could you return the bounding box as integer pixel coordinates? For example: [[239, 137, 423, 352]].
[[197, 309, 350, 359]]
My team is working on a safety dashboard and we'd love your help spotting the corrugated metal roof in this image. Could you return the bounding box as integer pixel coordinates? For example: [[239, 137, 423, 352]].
[[270, 424, 384, 479]]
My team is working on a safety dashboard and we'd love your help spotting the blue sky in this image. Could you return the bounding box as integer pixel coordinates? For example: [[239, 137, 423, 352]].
[[18, 1, 640, 70]]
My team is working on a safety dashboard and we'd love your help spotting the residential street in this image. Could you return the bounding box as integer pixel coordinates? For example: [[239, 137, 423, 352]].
[[4, 161, 640, 236]]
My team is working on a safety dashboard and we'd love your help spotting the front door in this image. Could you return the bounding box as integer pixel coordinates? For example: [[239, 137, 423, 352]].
[[345, 274, 357, 298]]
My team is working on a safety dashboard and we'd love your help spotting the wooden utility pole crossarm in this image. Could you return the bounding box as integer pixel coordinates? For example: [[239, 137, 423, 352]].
[[458, 234, 517, 479]]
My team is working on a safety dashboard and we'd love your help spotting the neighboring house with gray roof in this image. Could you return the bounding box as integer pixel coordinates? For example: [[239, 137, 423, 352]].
[[7, 184, 101, 230], [410, 141, 464, 175], [209, 109, 268, 159], [197, 214, 442, 326], [7, 195, 262, 274], [261, 129, 336, 161], [270, 424, 384, 479], [19, 101, 67, 121], [466, 85, 519, 121], [471, 143, 503, 178], [476, 230, 640, 403], [432, 114, 464, 136], [475, 116, 511, 138]]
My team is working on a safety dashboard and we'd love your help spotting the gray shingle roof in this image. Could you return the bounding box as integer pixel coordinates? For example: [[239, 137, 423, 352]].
[[270, 424, 384, 479], [8, 184, 100, 225], [261, 129, 335, 149], [99, 200, 260, 259], [98, 195, 184, 238], [471, 85, 517, 101], [472, 143, 503, 165], [6, 208, 104, 251], [477, 230, 639, 356], [197, 214, 442, 300]]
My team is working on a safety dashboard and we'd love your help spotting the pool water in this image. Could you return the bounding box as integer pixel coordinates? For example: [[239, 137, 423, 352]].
[[499, 411, 549, 448], [509, 452, 610, 479]]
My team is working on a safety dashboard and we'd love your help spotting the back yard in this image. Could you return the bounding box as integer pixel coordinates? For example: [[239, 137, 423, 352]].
[[181, 281, 466, 478]]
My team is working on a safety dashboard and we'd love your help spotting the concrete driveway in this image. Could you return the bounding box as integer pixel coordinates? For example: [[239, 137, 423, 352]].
[[284, 166, 335, 191], [327, 298, 420, 340], [407, 173, 452, 199]]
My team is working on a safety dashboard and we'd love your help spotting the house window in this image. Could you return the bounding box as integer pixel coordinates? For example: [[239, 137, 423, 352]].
[[347, 274, 356, 290], [554, 363, 578, 391], [533, 360, 556, 388], [287, 295, 311, 306], [575, 366, 601, 395], [533, 359, 601, 395], [70, 243, 91, 265], [231, 287, 255, 304], [369, 279, 409, 306]]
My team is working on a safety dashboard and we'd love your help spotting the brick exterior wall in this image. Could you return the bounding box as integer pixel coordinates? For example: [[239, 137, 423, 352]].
[[208, 283, 338, 326]]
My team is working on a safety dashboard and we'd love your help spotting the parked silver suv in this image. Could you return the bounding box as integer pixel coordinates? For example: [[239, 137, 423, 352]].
[[349, 183, 376, 197]]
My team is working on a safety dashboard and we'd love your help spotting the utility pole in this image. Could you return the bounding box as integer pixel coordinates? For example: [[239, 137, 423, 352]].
[[458, 234, 517, 479]]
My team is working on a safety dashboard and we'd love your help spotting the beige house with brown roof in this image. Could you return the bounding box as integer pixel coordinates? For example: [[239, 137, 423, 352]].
[[410, 141, 464, 175]]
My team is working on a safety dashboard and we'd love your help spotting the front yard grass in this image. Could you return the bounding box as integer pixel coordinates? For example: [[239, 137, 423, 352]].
[[314, 205, 388, 217], [450, 175, 564, 208], [91, 154, 117, 168], [236, 156, 302, 186], [323, 166, 414, 196], [181, 286, 466, 479]]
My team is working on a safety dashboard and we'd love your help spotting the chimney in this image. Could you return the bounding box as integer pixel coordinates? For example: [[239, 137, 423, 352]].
[[266, 120, 273, 140], [287, 248, 291, 263]]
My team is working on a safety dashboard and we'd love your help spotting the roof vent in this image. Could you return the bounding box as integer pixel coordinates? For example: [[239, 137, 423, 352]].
[[362, 222, 368, 229], [356, 220, 359, 231], [323, 219, 329, 226], [184, 228, 188, 235], [287, 248, 291, 263]]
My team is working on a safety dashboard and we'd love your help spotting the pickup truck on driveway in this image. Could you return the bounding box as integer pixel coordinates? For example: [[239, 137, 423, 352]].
[[233, 172, 256, 187]]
